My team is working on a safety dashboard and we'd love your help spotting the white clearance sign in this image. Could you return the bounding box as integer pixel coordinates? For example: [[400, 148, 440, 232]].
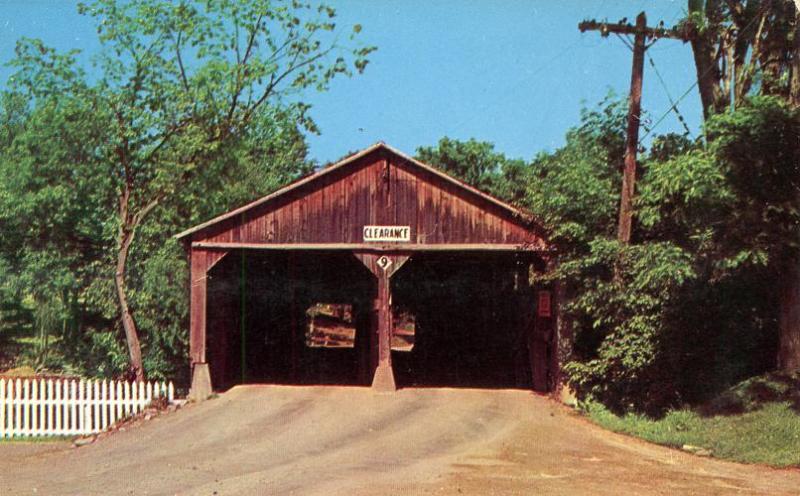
[[363, 225, 411, 242]]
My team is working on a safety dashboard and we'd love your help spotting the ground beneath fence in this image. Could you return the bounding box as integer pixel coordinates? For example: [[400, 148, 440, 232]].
[[0, 385, 799, 495]]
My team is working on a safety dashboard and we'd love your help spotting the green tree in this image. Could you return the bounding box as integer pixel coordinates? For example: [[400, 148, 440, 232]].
[[0, 89, 314, 380], [682, 1, 800, 372], [543, 95, 797, 412], [524, 96, 700, 413], [415, 137, 528, 202], [4, 0, 374, 379], [0, 92, 111, 373], [125, 107, 312, 380], [705, 97, 800, 371], [682, 0, 799, 118]]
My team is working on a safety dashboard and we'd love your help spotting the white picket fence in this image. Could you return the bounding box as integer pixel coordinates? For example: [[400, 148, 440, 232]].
[[0, 377, 174, 438]]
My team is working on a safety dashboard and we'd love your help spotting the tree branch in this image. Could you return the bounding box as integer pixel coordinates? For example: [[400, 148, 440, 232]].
[[131, 195, 161, 227], [723, 0, 745, 26], [735, 6, 768, 103], [174, 31, 191, 93], [140, 118, 192, 165], [242, 47, 332, 125], [226, 14, 264, 125]]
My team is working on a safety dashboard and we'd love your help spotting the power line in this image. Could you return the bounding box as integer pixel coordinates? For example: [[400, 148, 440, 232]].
[[614, 32, 634, 51], [639, 79, 697, 143], [644, 52, 692, 137], [638, 10, 764, 143]]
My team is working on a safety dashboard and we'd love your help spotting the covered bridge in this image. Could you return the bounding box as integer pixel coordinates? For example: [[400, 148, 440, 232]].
[[176, 143, 558, 398]]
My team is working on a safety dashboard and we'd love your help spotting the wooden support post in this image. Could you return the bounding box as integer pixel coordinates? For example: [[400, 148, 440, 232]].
[[353, 252, 410, 392], [188, 248, 228, 401], [288, 252, 298, 382], [530, 262, 553, 393], [618, 12, 647, 244], [189, 250, 208, 367], [372, 271, 395, 391], [530, 310, 551, 392], [189, 249, 212, 401]]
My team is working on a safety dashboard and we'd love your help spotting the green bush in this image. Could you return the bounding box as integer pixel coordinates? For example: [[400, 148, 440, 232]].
[[529, 96, 795, 414]]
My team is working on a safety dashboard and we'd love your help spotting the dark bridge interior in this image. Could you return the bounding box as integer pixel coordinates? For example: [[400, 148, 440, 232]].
[[206, 251, 538, 391], [207, 251, 375, 390], [391, 253, 534, 389]]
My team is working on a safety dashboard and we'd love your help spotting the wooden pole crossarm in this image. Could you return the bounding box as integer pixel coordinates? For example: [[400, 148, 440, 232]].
[[578, 19, 689, 42]]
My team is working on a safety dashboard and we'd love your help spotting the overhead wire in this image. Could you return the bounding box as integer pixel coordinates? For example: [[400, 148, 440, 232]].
[[638, 7, 764, 144], [585, 6, 695, 142], [638, 73, 700, 144], [645, 51, 693, 137], [615, 32, 634, 51]]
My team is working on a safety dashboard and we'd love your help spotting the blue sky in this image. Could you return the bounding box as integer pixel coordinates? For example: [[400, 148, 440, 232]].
[[0, 0, 701, 164]]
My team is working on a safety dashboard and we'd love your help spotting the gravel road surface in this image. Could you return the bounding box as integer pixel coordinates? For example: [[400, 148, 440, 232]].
[[1, 385, 798, 495]]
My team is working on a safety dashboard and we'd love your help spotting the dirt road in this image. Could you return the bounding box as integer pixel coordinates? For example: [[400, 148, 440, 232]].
[[0, 386, 798, 495]]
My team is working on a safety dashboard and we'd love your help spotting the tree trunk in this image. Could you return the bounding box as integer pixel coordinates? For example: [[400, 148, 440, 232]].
[[781, 13, 800, 373], [687, 0, 727, 119], [791, 11, 800, 107], [114, 221, 145, 381], [690, 42, 724, 119], [779, 258, 800, 372]]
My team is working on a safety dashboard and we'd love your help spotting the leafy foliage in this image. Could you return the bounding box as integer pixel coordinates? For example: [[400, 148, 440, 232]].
[[525, 94, 797, 414], [415, 137, 528, 203], [0, 0, 373, 381], [706, 97, 800, 268], [527, 94, 627, 251]]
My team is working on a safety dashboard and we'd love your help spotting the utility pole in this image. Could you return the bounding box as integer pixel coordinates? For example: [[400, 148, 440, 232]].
[[579, 12, 688, 244]]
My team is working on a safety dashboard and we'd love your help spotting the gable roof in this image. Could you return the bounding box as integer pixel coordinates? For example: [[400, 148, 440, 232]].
[[175, 142, 538, 240]]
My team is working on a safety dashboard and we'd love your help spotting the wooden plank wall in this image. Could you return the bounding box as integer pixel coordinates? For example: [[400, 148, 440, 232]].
[[193, 150, 545, 248], [189, 249, 229, 365]]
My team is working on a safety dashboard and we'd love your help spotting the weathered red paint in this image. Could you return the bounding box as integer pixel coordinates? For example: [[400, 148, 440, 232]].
[[178, 144, 546, 249], [189, 249, 229, 366]]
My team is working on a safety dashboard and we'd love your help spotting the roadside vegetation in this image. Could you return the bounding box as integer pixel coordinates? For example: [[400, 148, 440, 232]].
[[582, 372, 800, 467], [0, 0, 374, 383]]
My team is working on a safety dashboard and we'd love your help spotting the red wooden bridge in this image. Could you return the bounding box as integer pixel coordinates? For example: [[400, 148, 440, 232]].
[[176, 143, 556, 397]]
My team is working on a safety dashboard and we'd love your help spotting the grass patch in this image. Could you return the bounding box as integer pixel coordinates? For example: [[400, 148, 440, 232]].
[[582, 373, 800, 467], [0, 435, 73, 443]]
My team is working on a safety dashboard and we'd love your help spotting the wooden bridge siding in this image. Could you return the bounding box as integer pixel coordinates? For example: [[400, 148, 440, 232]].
[[193, 152, 542, 248], [189, 249, 229, 365]]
